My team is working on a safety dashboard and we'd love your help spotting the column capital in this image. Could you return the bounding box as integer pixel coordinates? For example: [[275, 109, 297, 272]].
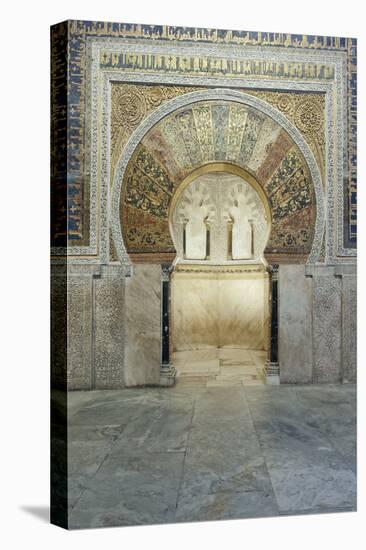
[[161, 263, 172, 281], [267, 263, 279, 278]]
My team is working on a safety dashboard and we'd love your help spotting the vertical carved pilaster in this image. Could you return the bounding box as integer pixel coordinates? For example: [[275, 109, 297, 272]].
[[266, 264, 280, 384], [160, 264, 176, 387]]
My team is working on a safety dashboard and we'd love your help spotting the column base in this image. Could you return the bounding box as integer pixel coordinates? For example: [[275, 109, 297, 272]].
[[160, 364, 176, 387], [265, 361, 280, 385]]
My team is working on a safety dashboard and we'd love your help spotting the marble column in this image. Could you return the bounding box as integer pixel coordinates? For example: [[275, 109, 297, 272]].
[[160, 265, 176, 387], [266, 264, 280, 384]]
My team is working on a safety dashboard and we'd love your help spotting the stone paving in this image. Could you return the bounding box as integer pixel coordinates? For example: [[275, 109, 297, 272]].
[[67, 381, 356, 529], [173, 348, 267, 386]]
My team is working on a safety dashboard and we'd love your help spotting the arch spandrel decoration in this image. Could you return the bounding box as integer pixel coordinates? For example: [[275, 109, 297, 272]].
[[110, 89, 324, 266]]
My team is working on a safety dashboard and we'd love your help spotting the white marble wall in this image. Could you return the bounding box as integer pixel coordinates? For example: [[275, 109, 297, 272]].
[[278, 265, 313, 384], [171, 270, 269, 351], [65, 263, 162, 389], [62, 262, 356, 389], [124, 264, 161, 386], [279, 264, 357, 384], [171, 272, 220, 349]]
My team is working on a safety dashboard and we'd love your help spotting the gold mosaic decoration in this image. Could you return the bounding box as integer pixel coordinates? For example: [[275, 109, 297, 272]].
[[118, 98, 317, 261], [109, 84, 325, 262], [245, 90, 326, 181], [111, 84, 196, 176], [111, 84, 326, 182]]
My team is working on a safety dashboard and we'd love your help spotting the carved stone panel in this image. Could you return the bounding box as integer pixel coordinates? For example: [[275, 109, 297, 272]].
[[341, 273, 357, 382], [185, 219, 207, 260], [312, 271, 342, 383], [94, 266, 125, 389], [67, 274, 93, 390]]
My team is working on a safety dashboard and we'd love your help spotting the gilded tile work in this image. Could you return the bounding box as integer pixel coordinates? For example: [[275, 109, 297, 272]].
[[120, 100, 316, 259], [193, 104, 215, 163], [124, 145, 173, 219]]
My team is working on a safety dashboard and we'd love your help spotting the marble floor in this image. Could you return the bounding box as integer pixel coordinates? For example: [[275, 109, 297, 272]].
[[172, 347, 267, 386], [67, 382, 356, 529]]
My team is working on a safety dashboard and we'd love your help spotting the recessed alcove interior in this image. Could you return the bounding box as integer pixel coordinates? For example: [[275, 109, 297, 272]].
[[169, 168, 270, 384]]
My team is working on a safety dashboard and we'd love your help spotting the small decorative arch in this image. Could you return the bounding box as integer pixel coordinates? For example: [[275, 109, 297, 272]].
[[168, 163, 271, 265], [110, 89, 325, 266], [168, 162, 272, 226]]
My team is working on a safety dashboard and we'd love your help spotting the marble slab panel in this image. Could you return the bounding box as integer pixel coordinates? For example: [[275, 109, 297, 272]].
[[66, 382, 356, 527], [218, 273, 269, 348], [279, 265, 313, 384], [125, 265, 161, 386], [218, 348, 252, 360], [176, 386, 279, 521], [175, 490, 279, 522], [173, 349, 219, 363], [171, 272, 220, 349], [179, 360, 220, 374], [194, 386, 251, 421], [267, 460, 356, 514], [69, 452, 185, 528], [171, 271, 269, 351], [109, 401, 194, 454]]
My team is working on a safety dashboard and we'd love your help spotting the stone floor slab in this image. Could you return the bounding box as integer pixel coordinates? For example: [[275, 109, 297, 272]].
[[67, 381, 357, 528], [69, 452, 185, 529], [175, 491, 279, 522]]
